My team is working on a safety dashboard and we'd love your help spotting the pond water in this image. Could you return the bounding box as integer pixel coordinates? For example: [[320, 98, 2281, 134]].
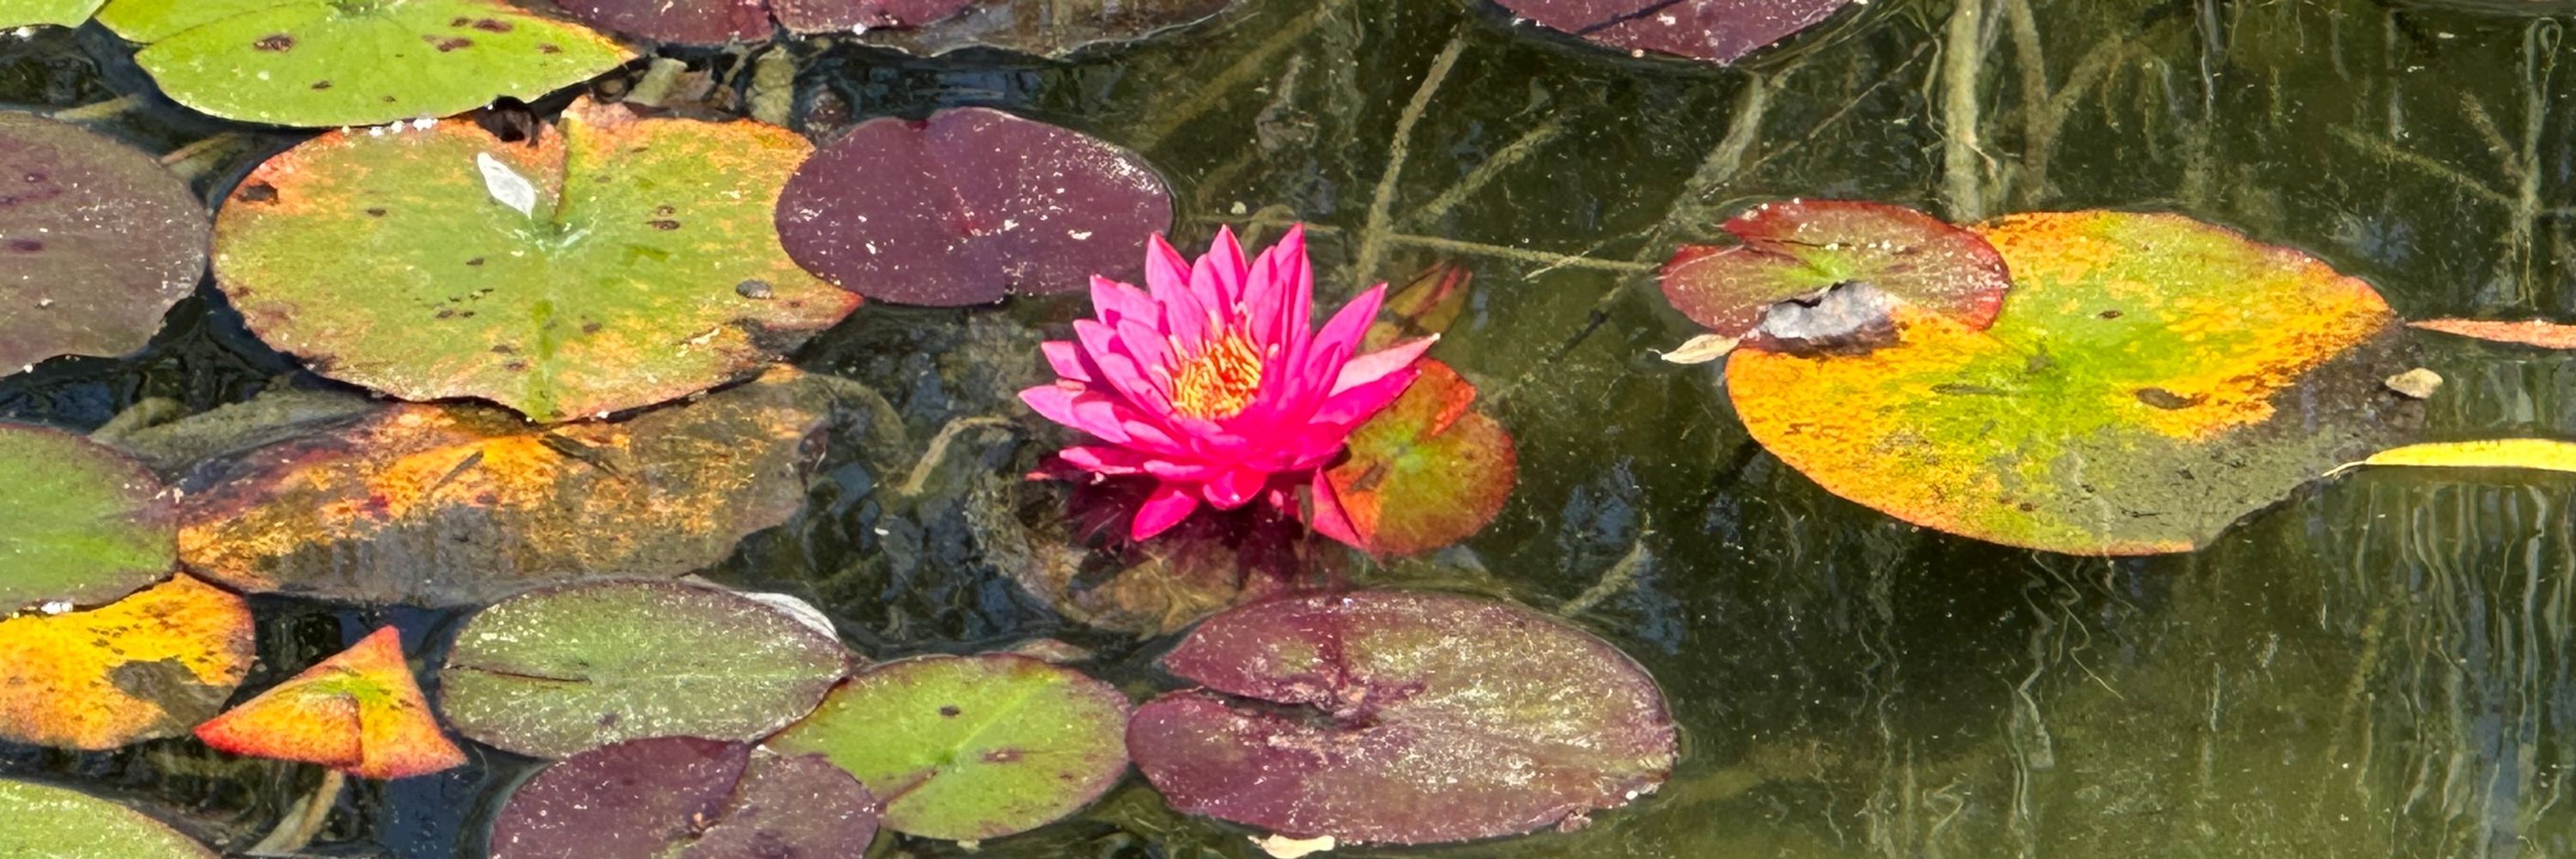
[[9, 0, 2576, 856]]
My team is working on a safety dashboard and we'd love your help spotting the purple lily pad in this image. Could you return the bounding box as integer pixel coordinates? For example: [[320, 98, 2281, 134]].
[[775, 107, 1170, 307], [1658, 199, 2010, 344], [489, 736, 881, 859], [557, 0, 775, 45], [774, 0, 977, 31], [1496, 0, 1854, 64], [787, 0, 1234, 58], [0, 113, 207, 373], [1127, 591, 1679, 846]]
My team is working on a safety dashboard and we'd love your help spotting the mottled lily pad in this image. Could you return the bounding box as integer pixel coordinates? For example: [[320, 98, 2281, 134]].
[[1728, 210, 2417, 555], [490, 737, 881, 859], [1307, 360, 1516, 557], [194, 626, 465, 779], [1659, 199, 2008, 343], [95, 0, 631, 127], [765, 654, 1132, 841], [212, 98, 859, 423], [774, 0, 1227, 57], [1494, 0, 1854, 64], [1127, 590, 1678, 845], [775, 107, 1171, 307], [0, 424, 175, 612], [173, 369, 845, 607], [0, 779, 215, 858], [0, 0, 104, 27], [0, 575, 250, 751], [440, 580, 854, 758], [0, 113, 207, 374]]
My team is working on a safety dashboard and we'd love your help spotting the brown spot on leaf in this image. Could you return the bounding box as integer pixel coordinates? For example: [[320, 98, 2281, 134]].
[[648, 219, 681, 231], [6, 239, 43, 253], [736, 280, 774, 300], [982, 748, 1022, 764], [580, 321, 604, 334], [253, 34, 294, 52], [537, 43, 562, 54], [237, 182, 279, 204], [365, 207, 387, 217], [503, 360, 530, 372], [2134, 387, 2204, 411], [2098, 309, 2124, 320], [472, 18, 513, 33], [939, 705, 961, 717], [311, 80, 333, 90], [466, 258, 485, 266], [435, 37, 473, 52]]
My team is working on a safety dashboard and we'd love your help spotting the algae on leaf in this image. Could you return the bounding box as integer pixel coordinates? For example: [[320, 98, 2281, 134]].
[[95, 0, 630, 127]]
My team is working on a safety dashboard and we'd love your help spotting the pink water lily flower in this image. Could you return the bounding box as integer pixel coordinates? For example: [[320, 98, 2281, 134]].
[[1020, 225, 1436, 541]]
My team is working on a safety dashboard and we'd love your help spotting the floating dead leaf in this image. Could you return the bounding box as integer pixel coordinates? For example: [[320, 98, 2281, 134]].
[[1660, 199, 2008, 344], [0, 575, 250, 751], [194, 626, 465, 780], [1362, 262, 1471, 351], [2409, 318, 2576, 349], [1308, 360, 1516, 557], [2350, 439, 2576, 474], [174, 369, 844, 606]]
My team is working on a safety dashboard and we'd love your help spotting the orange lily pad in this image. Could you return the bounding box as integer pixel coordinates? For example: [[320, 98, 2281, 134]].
[[1308, 360, 1516, 557], [1659, 199, 2009, 344], [0, 574, 251, 750], [173, 368, 843, 606], [1727, 210, 2420, 554], [194, 625, 465, 780]]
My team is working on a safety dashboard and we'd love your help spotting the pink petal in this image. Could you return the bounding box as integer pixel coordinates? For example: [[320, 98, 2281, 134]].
[[1068, 396, 1135, 444], [1333, 335, 1435, 396], [1059, 445, 1148, 475], [1041, 340, 1092, 382], [1075, 320, 1172, 412], [1091, 277, 1156, 327], [1307, 283, 1387, 369], [1203, 467, 1268, 510], [1018, 383, 1091, 433], [1303, 469, 1366, 551], [1310, 364, 1419, 427], [1115, 318, 1177, 383], [1203, 225, 1248, 308], [1133, 482, 1202, 540], [1145, 234, 1192, 302], [1145, 459, 1220, 481]]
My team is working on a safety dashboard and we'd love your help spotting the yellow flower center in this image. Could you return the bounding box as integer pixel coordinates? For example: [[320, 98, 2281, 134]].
[[1170, 332, 1267, 420]]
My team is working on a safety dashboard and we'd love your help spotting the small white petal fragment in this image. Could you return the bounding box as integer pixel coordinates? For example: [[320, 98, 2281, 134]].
[[1657, 333, 1740, 365], [476, 151, 539, 218], [1254, 834, 1337, 858]]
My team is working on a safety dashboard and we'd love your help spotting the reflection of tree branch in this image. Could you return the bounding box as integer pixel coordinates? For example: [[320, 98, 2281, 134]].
[[2328, 127, 2514, 208], [1402, 114, 1566, 228], [1355, 34, 1469, 282], [1134, 0, 1353, 150]]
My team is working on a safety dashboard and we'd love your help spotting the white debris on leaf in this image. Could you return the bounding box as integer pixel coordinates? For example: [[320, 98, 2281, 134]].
[[1254, 833, 1336, 858], [476, 151, 539, 218], [1657, 333, 1740, 365]]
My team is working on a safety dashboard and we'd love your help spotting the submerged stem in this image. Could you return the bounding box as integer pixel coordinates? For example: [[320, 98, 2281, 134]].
[[246, 769, 344, 856]]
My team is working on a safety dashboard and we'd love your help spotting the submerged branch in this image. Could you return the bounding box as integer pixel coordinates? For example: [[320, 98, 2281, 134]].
[[246, 769, 343, 856], [1355, 34, 1469, 282], [1402, 114, 1567, 228], [1940, 0, 1991, 221], [1134, 0, 1352, 151]]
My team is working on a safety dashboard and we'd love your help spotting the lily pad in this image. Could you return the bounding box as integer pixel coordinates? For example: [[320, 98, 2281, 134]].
[[775, 107, 1172, 307], [439, 580, 854, 758], [1127, 590, 1678, 845], [173, 368, 846, 606], [194, 625, 465, 780], [0, 779, 215, 858], [1728, 210, 2416, 555], [558, 0, 772, 44], [0, 113, 208, 374], [1308, 360, 1516, 557], [1658, 199, 2009, 343], [764, 654, 1132, 841], [211, 98, 859, 423], [793, 0, 1234, 58], [0, 575, 250, 751], [0, 0, 104, 27], [94, 0, 631, 127], [0, 424, 176, 612], [489, 737, 881, 859], [1493, 0, 1854, 65]]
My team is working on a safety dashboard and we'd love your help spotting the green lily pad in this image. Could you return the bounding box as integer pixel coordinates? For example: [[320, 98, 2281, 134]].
[[1309, 359, 1516, 557], [765, 654, 1132, 842], [94, 0, 631, 127], [172, 368, 848, 607], [489, 737, 881, 858], [439, 580, 855, 758], [1727, 210, 2421, 555], [0, 779, 214, 858], [1127, 590, 1679, 845], [210, 98, 859, 423], [0, 424, 174, 612], [0, 113, 209, 374], [0, 0, 103, 30], [1658, 199, 2009, 343]]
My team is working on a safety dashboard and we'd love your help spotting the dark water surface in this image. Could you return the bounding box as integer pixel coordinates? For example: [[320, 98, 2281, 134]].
[[10, 0, 2576, 856]]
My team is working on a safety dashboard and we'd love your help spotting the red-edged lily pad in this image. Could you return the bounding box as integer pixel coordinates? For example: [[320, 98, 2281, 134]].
[[1128, 590, 1678, 846], [194, 626, 465, 780], [1495, 0, 1855, 64], [0, 575, 250, 751], [775, 107, 1171, 307], [439, 580, 854, 758], [1728, 210, 2417, 554], [1308, 360, 1516, 557], [764, 654, 1131, 841], [0, 113, 208, 374], [489, 736, 881, 859], [1659, 199, 2009, 344]]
